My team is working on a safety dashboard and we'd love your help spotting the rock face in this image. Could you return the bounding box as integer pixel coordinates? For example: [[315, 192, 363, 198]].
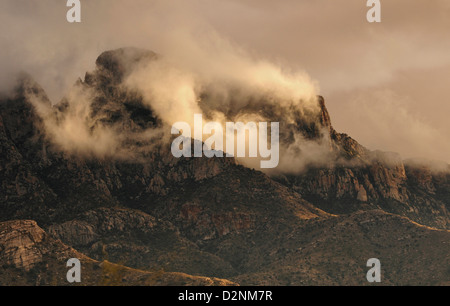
[[0, 219, 237, 286], [279, 152, 449, 229], [0, 220, 48, 271], [0, 47, 449, 285], [47, 207, 238, 277], [0, 219, 87, 284], [276, 98, 449, 229]]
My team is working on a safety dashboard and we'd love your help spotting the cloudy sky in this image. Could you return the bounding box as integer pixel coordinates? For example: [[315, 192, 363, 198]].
[[1, 0, 449, 162]]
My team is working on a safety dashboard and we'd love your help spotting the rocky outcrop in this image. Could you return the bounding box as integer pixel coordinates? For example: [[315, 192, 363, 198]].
[[0, 47, 449, 285], [0, 220, 81, 272], [0, 71, 234, 225], [279, 151, 449, 229], [285, 151, 408, 203], [0, 220, 45, 271], [0, 219, 237, 286], [275, 97, 449, 229], [47, 207, 237, 278]]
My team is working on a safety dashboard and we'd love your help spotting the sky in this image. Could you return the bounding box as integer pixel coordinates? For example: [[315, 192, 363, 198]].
[[0, 0, 449, 163]]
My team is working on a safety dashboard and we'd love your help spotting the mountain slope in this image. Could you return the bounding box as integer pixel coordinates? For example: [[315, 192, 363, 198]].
[[0, 219, 237, 286], [234, 210, 450, 285], [0, 47, 448, 286], [276, 100, 450, 229]]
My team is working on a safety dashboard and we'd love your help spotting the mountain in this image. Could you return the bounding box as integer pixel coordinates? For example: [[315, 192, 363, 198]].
[[274, 94, 449, 230], [0, 219, 236, 286], [0, 48, 448, 285]]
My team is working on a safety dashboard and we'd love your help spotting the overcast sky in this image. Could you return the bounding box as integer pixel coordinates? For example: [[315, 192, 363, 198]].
[[1, 0, 449, 162]]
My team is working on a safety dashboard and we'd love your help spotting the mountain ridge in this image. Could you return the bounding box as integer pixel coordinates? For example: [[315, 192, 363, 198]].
[[0, 47, 448, 285]]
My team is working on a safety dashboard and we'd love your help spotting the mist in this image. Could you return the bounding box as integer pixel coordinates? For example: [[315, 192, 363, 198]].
[[1, 0, 449, 169]]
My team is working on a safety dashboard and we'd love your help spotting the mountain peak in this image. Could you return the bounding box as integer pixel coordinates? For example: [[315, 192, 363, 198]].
[[86, 47, 158, 86]]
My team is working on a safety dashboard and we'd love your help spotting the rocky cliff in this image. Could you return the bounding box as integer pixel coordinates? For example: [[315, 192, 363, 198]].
[[0, 48, 449, 285], [0, 219, 236, 286]]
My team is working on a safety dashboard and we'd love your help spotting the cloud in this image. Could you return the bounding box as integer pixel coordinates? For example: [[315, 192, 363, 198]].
[[125, 28, 319, 125], [1, 0, 448, 167], [27, 83, 131, 159], [11, 1, 322, 170], [336, 89, 450, 163]]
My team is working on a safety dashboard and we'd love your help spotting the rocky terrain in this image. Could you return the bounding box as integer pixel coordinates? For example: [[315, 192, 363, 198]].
[[0, 219, 236, 286], [0, 48, 449, 285], [275, 97, 449, 230]]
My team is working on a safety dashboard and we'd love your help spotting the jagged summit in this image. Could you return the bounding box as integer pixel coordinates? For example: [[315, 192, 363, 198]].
[[1, 48, 448, 228], [86, 47, 158, 86], [0, 48, 449, 285]]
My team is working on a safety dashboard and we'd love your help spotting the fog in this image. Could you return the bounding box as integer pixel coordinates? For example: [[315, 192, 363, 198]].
[[1, 0, 449, 164]]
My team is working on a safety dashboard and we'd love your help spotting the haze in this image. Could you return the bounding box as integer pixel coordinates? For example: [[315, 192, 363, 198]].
[[0, 0, 449, 162]]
